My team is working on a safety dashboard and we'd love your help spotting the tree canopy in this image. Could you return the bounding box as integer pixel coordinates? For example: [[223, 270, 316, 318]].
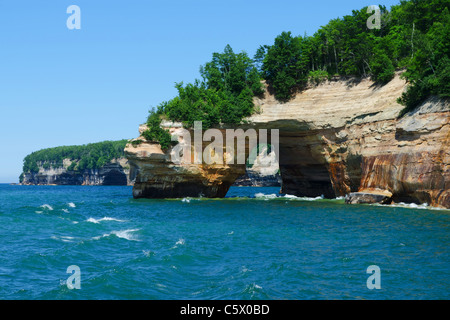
[[143, 45, 264, 149], [259, 0, 449, 111], [143, 0, 449, 146], [22, 140, 129, 175]]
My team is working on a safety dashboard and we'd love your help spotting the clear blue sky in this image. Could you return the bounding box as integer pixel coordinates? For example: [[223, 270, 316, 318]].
[[0, 0, 401, 183]]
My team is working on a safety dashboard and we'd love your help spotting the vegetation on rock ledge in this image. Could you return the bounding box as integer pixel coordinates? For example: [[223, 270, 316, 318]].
[[22, 140, 129, 175], [143, 0, 449, 146]]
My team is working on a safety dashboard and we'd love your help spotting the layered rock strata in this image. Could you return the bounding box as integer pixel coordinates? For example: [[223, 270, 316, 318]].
[[21, 158, 133, 186], [126, 73, 449, 208]]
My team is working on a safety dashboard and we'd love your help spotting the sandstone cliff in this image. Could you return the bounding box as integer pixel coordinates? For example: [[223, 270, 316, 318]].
[[125, 125, 248, 199], [21, 158, 133, 186], [126, 73, 450, 208]]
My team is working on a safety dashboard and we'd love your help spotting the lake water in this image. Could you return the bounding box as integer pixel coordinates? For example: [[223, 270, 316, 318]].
[[0, 184, 448, 300]]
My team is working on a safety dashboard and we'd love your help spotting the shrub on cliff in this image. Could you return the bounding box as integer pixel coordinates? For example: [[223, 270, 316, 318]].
[[254, 0, 449, 114], [142, 45, 263, 148]]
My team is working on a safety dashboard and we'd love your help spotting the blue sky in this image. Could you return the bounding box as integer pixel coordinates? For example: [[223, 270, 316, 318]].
[[0, 0, 401, 183]]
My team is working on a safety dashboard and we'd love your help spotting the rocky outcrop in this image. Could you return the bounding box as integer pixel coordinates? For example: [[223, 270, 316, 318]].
[[126, 73, 450, 208], [21, 158, 133, 186], [345, 190, 393, 205], [125, 125, 248, 199]]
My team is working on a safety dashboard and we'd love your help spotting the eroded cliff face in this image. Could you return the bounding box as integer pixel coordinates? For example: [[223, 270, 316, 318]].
[[21, 158, 133, 186], [250, 73, 449, 208], [126, 73, 449, 208], [125, 126, 248, 199]]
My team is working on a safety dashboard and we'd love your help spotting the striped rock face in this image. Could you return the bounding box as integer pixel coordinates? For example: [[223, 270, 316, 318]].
[[126, 73, 450, 208]]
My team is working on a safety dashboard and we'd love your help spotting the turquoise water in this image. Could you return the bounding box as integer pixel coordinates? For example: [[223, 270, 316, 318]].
[[0, 184, 448, 300]]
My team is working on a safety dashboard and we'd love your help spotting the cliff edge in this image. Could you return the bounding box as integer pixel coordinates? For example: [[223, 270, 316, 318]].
[[126, 73, 450, 208]]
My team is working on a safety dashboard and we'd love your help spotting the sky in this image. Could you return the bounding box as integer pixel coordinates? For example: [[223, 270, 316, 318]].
[[0, 0, 401, 183]]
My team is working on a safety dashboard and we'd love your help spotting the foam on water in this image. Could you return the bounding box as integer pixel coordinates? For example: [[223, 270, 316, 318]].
[[255, 193, 278, 200], [67, 203, 76, 208], [373, 202, 436, 210], [40, 204, 53, 211], [86, 217, 126, 224], [255, 193, 325, 201], [93, 229, 141, 241], [51, 235, 75, 243], [172, 238, 186, 249], [285, 194, 325, 201]]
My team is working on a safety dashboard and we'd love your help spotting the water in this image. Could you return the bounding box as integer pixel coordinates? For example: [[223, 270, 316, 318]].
[[0, 184, 448, 300]]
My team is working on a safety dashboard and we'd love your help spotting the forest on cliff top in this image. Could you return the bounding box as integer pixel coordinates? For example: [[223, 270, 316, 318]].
[[21, 0, 449, 176], [21, 140, 129, 181], [143, 0, 449, 149]]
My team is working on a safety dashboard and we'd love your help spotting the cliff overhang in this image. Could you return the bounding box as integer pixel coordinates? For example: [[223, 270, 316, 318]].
[[126, 73, 450, 209]]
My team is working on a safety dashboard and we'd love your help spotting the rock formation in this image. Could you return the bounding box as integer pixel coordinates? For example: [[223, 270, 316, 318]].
[[21, 158, 133, 186], [126, 73, 450, 208], [125, 125, 249, 199]]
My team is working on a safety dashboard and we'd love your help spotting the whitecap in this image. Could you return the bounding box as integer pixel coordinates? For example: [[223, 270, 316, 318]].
[[113, 229, 140, 241], [182, 198, 191, 203], [67, 203, 76, 208], [228, 231, 234, 235], [51, 235, 75, 243], [255, 193, 278, 200], [374, 202, 449, 211], [283, 194, 325, 201], [40, 204, 53, 211], [171, 238, 185, 249], [61, 209, 69, 214], [86, 217, 126, 224], [93, 229, 140, 241]]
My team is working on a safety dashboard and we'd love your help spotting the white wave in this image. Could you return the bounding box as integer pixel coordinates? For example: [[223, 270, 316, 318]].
[[171, 238, 185, 249], [61, 209, 69, 213], [182, 198, 191, 203], [372, 202, 450, 211], [35, 211, 43, 214], [51, 235, 75, 243], [283, 194, 325, 201], [255, 193, 325, 201], [67, 203, 76, 208], [93, 229, 140, 241], [255, 193, 278, 200], [40, 204, 53, 211], [228, 231, 234, 235], [86, 217, 126, 224], [375, 202, 429, 210]]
